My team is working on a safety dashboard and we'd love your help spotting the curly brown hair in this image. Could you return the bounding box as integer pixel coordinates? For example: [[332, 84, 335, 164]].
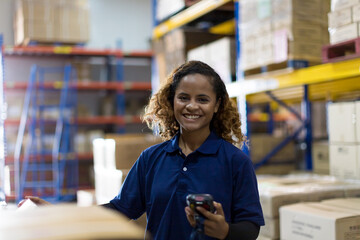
[[142, 61, 246, 146]]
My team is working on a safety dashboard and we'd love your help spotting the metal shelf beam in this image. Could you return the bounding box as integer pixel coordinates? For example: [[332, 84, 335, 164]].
[[228, 58, 360, 99], [152, 0, 233, 39]]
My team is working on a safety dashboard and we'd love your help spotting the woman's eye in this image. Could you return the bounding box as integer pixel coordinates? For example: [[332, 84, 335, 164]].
[[178, 96, 188, 101], [198, 98, 209, 103]]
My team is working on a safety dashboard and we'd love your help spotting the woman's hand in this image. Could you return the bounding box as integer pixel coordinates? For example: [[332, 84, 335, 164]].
[[18, 196, 52, 208], [185, 201, 229, 240]]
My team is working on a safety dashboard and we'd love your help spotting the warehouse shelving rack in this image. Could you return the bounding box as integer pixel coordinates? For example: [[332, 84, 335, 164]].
[[4, 45, 153, 201], [14, 64, 78, 203], [151, 0, 360, 171]]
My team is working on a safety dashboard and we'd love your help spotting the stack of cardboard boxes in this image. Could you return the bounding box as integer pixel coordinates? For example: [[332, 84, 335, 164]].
[[280, 198, 360, 240], [328, 0, 360, 44], [187, 37, 236, 84], [239, 0, 330, 71], [328, 101, 360, 180], [14, 0, 89, 45], [153, 29, 224, 86], [257, 174, 360, 240], [250, 134, 297, 175]]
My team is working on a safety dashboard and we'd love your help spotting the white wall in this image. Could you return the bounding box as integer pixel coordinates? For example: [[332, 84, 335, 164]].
[[88, 0, 153, 51], [0, 0, 15, 45], [0, 0, 153, 51]]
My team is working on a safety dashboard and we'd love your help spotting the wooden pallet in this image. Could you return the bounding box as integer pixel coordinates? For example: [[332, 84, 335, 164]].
[[322, 37, 360, 63], [243, 59, 312, 77]]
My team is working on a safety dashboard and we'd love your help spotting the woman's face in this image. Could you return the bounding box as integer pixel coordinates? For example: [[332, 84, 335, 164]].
[[173, 73, 220, 136]]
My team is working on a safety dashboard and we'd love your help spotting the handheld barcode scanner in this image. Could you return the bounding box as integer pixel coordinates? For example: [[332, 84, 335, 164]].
[[186, 194, 215, 240], [186, 194, 215, 217]]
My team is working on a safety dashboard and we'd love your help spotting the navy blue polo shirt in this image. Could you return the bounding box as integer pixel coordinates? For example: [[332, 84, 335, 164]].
[[110, 131, 264, 240]]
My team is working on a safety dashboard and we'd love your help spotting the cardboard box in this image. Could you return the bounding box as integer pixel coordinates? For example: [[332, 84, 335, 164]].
[[54, 0, 89, 43], [328, 8, 353, 28], [330, 22, 359, 44], [255, 163, 296, 175], [280, 202, 360, 240], [321, 198, 360, 210], [257, 174, 354, 218], [257, 235, 277, 240], [14, 0, 89, 45], [330, 143, 360, 180], [311, 101, 328, 139], [0, 204, 145, 239], [105, 134, 163, 170], [312, 141, 329, 174], [15, 20, 56, 45], [207, 37, 236, 84], [331, 0, 360, 11], [187, 44, 210, 63], [288, 41, 323, 62], [260, 217, 280, 239], [250, 134, 296, 164], [353, 4, 360, 22], [16, 0, 55, 21], [328, 101, 359, 143]]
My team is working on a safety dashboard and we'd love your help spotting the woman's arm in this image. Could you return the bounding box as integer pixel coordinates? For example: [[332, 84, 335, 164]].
[[225, 221, 260, 240], [101, 202, 118, 210]]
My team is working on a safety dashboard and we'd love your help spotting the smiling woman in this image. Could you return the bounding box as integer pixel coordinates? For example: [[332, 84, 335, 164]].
[[17, 61, 264, 240], [105, 60, 264, 240]]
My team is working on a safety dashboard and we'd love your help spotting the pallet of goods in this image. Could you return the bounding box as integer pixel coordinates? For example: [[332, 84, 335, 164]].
[[322, 0, 360, 62], [239, 0, 330, 76], [14, 0, 90, 46]]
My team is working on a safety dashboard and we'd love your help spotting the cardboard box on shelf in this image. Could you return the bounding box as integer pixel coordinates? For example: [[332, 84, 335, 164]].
[[15, 0, 56, 22], [328, 7, 352, 28], [240, 0, 329, 72], [255, 163, 297, 176], [54, 0, 89, 43], [328, 101, 360, 143], [311, 101, 328, 139], [329, 22, 359, 44], [207, 37, 236, 84], [329, 143, 360, 180], [280, 202, 360, 240], [312, 141, 329, 175], [288, 41, 323, 62], [15, 20, 55, 45], [250, 134, 296, 164], [331, 0, 360, 11], [353, 4, 360, 22], [14, 0, 89, 45]]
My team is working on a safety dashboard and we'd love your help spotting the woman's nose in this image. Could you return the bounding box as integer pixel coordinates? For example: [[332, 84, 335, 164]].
[[186, 101, 198, 110]]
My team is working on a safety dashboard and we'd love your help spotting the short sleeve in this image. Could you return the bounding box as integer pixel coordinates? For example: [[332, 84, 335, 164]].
[[232, 153, 264, 226], [110, 152, 147, 220]]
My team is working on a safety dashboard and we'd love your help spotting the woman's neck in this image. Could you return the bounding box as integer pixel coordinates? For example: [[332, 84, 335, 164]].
[[179, 129, 210, 156]]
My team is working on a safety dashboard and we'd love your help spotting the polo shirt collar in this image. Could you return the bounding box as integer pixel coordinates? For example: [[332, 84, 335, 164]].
[[164, 130, 222, 155]]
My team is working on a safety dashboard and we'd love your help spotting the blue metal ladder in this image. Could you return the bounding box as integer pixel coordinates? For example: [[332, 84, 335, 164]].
[[14, 64, 78, 203]]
